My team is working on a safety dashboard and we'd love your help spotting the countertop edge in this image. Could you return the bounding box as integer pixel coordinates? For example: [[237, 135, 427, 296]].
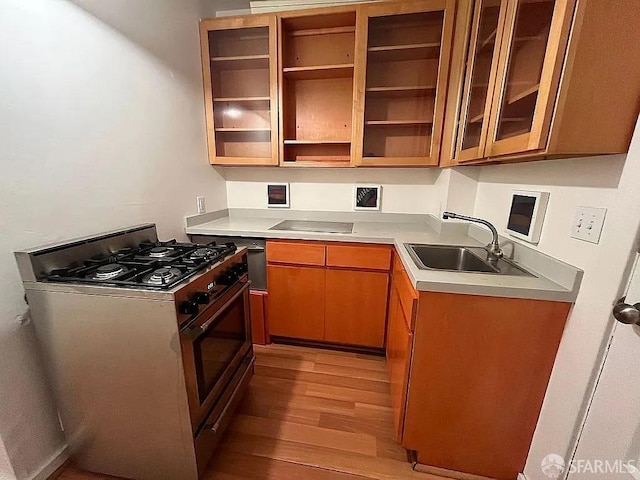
[[186, 218, 580, 304]]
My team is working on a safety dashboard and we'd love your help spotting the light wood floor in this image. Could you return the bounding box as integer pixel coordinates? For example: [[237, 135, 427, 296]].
[[57, 344, 446, 480]]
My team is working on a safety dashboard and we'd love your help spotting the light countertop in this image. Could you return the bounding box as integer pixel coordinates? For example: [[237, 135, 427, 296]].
[[185, 209, 582, 303]]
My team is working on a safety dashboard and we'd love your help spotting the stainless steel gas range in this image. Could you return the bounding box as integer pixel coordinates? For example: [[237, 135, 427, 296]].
[[14, 224, 254, 480]]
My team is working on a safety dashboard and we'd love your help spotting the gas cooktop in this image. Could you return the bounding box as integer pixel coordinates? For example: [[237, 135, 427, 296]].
[[44, 240, 237, 290]]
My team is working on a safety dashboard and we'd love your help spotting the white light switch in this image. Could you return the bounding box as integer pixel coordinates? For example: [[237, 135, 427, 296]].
[[571, 207, 606, 244]]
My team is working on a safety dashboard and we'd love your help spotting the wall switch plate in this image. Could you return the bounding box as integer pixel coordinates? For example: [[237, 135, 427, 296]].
[[196, 196, 206, 214], [571, 206, 607, 244]]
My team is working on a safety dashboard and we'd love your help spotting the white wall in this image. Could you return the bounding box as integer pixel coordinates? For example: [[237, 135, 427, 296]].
[[472, 118, 640, 480], [0, 1, 226, 478], [223, 167, 445, 214]]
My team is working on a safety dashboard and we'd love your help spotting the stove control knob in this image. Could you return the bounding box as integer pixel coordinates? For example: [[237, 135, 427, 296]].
[[232, 264, 245, 275], [192, 292, 210, 305], [179, 300, 199, 316], [217, 270, 236, 285]]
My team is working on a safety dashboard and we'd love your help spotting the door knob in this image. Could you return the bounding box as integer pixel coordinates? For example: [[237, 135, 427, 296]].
[[612, 302, 640, 325]]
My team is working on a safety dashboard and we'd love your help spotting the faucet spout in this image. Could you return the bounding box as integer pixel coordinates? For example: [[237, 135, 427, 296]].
[[442, 211, 503, 261]]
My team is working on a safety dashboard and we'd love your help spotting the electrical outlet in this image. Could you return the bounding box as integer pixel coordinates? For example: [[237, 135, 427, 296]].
[[196, 196, 206, 214], [571, 206, 606, 244]]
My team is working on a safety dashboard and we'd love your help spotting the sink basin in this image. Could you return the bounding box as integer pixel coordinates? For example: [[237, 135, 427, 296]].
[[269, 220, 354, 234], [405, 244, 534, 277]]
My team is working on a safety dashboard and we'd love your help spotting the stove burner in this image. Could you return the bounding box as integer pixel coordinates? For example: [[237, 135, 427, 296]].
[[190, 248, 216, 259], [148, 246, 173, 258], [143, 267, 183, 285], [91, 263, 127, 280]]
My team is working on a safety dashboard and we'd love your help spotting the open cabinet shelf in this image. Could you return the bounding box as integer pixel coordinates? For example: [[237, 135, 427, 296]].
[[365, 120, 433, 126], [280, 10, 356, 166], [284, 139, 351, 145], [212, 96, 270, 102], [282, 64, 354, 80]]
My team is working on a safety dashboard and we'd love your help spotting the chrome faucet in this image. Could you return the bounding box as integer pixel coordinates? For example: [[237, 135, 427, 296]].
[[442, 212, 504, 262]]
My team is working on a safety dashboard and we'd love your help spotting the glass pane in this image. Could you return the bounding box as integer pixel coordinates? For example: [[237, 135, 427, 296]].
[[194, 299, 246, 403], [362, 11, 444, 158], [460, 1, 501, 151], [495, 0, 555, 141], [208, 27, 271, 158]]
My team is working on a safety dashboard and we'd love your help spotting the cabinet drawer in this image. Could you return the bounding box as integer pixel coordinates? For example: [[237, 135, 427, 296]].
[[326, 244, 391, 271], [266, 241, 325, 266]]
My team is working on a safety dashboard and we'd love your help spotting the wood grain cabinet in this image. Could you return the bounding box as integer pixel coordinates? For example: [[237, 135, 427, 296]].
[[267, 264, 326, 341], [353, 0, 456, 166], [385, 255, 417, 441], [266, 241, 391, 348], [200, 15, 279, 166], [279, 9, 357, 167], [443, 0, 640, 165], [399, 289, 572, 479]]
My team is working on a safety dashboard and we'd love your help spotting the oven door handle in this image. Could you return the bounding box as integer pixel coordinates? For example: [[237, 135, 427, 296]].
[[185, 281, 251, 340]]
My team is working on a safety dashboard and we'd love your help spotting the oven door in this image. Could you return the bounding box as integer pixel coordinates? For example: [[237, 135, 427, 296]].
[[181, 280, 252, 429]]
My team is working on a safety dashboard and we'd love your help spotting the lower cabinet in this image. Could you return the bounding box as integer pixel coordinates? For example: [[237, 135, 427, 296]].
[[267, 264, 325, 341], [403, 292, 572, 480], [324, 269, 389, 348], [266, 240, 391, 348], [385, 281, 413, 441]]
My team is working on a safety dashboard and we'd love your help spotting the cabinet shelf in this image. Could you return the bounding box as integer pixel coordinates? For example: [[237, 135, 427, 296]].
[[284, 140, 351, 145], [288, 25, 355, 37], [367, 42, 441, 62], [210, 54, 270, 69], [365, 120, 432, 126], [480, 31, 548, 51], [214, 127, 271, 133], [506, 84, 540, 106], [283, 64, 354, 80], [365, 85, 436, 97], [212, 96, 270, 102]]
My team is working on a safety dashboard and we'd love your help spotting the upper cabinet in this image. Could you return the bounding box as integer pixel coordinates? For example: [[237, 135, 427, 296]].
[[444, 0, 640, 165], [200, 16, 279, 166], [279, 10, 357, 167], [200, 0, 640, 168], [352, 0, 456, 166]]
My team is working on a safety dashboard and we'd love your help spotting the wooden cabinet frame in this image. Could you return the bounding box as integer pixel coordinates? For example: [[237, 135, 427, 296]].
[[454, 0, 509, 162], [200, 15, 279, 166], [352, 0, 456, 166], [444, 0, 640, 166], [484, 0, 575, 158]]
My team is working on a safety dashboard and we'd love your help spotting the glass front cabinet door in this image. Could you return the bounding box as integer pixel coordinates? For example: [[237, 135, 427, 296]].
[[455, 0, 575, 163], [353, 0, 456, 166], [200, 16, 279, 166], [485, 0, 573, 158]]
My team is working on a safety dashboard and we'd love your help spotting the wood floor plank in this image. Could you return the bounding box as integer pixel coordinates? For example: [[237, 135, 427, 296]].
[[229, 414, 378, 456], [305, 382, 392, 408], [205, 450, 368, 480], [315, 353, 388, 372], [255, 364, 391, 393], [57, 344, 449, 480], [220, 431, 436, 480], [313, 362, 390, 382]]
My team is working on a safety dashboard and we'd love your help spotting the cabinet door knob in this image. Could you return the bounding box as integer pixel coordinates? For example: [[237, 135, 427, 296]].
[[612, 302, 640, 325]]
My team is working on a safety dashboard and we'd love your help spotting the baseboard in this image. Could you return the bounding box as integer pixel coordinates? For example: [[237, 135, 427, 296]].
[[517, 473, 528, 480], [31, 444, 69, 480]]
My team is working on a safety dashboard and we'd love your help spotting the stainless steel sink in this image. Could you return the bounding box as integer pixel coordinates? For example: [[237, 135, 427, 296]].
[[269, 220, 354, 234], [405, 244, 534, 277]]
